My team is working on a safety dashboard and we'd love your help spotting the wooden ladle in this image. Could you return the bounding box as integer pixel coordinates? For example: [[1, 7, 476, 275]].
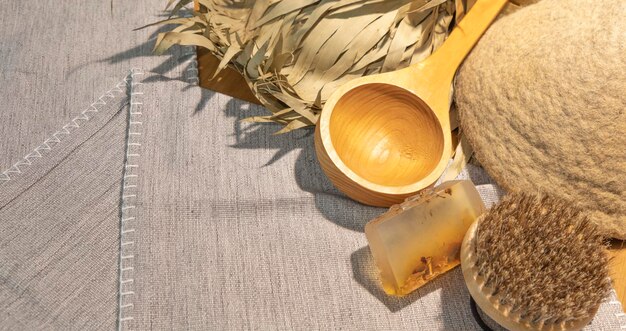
[[314, 0, 507, 207]]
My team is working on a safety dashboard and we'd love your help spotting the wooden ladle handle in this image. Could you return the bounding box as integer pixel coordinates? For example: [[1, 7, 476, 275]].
[[313, 0, 508, 207], [418, 0, 508, 81]]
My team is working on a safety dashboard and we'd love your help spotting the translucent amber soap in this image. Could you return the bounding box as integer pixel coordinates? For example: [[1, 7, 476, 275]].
[[364, 180, 486, 296]]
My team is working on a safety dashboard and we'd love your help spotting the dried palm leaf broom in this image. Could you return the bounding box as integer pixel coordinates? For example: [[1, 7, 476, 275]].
[[150, 0, 477, 133]]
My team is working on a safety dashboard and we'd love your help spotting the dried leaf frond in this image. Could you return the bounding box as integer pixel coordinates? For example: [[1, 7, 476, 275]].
[[153, 0, 474, 133]]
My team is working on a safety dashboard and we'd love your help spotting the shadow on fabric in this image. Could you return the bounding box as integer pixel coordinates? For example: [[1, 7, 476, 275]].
[[222, 97, 385, 232], [94, 13, 386, 232], [69, 10, 218, 114], [351, 246, 485, 329]]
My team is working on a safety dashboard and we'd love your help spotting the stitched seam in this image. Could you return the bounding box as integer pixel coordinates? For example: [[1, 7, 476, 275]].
[[0, 77, 131, 184], [117, 68, 143, 331], [182, 46, 200, 85], [0, 106, 126, 211], [115, 46, 197, 328], [608, 287, 626, 329]]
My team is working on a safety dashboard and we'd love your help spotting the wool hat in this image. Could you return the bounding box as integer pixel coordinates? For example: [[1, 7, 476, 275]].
[[455, 0, 626, 238]]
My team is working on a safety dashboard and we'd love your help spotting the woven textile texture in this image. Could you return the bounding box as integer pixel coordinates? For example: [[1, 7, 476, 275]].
[[0, 0, 625, 330], [119, 71, 624, 330], [456, 0, 626, 239], [0, 0, 180, 328], [0, 80, 128, 329]]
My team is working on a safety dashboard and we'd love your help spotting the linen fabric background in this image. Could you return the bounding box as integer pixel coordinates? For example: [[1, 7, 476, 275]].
[[1, 0, 625, 330]]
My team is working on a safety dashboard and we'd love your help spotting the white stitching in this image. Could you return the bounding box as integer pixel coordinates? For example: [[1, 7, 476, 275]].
[[15, 159, 32, 167], [607, 281, 626, 329], [0, 75, 130, 183], [46, 136, 61, 144], [117, 68, 144, 331], [183, 46, 200, 85]]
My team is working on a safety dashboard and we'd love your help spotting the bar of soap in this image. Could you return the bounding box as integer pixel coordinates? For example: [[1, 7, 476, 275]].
[[364, 180, 486, 296]]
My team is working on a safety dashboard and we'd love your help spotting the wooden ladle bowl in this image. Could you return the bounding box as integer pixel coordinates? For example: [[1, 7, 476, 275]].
[[327, 84, 445, 188], [314, 0, 507, 207]]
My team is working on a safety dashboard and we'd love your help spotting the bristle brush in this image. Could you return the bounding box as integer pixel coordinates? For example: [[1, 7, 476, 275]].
[[461, 193, 611, 331]]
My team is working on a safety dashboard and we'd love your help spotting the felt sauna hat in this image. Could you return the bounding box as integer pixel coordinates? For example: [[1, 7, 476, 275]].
[[455, 0, 626, 238]]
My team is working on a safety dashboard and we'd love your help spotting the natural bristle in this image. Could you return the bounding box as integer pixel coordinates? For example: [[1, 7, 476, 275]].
[[474, 193, 611, 326]]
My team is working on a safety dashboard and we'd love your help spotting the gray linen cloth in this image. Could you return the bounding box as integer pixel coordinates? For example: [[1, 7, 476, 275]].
[[1, 0, 625, 330]]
